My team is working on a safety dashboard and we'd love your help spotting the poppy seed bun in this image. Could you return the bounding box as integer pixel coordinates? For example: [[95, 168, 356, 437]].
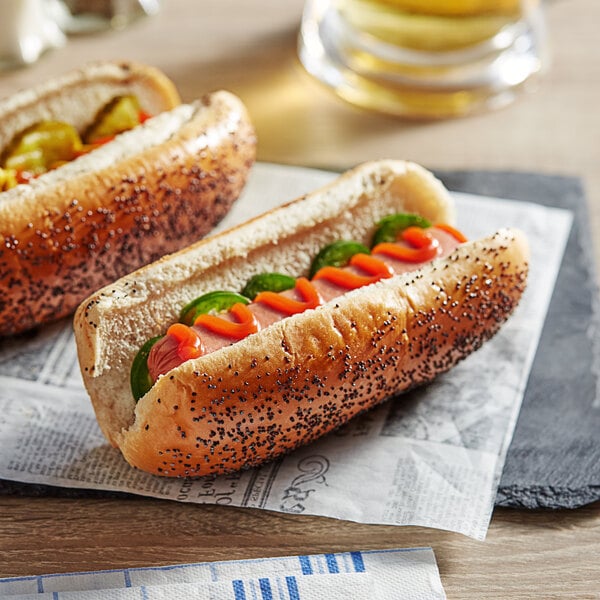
[[74, 160, 528, 477]]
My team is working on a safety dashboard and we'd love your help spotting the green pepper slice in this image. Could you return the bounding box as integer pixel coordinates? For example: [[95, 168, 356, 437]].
[[371, 214, 432, 247], [179, 291, 250, 326], [241, 272, 296, 300], [309, 240, 371, 279], [2, 121, 83, 174], [130, 335, 163, 402], [84, 95, 142, 144]]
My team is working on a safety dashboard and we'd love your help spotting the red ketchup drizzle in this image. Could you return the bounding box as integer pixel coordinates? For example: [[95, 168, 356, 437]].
[[138, 110, 152, 123], [194, 302, 260, 339], [313, 253, 394, 289], [254, 277, 323, 314], [147, 224, 466, 382], [433, 223, 468, 244], [372, 226, 440, 263], [168, 323, 204, 360], [148, 323, 203, 381]]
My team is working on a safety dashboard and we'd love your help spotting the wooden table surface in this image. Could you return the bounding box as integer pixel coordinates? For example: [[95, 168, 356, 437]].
[[1, 1, 599, 597]]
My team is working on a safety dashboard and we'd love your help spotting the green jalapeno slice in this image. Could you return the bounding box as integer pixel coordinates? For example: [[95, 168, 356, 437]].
[[241, 273, 296, 300], [371, 214, 431, 247], [179, 291, 250, 326], [130, 335, 163, 402], [309, 240, 371, 279]]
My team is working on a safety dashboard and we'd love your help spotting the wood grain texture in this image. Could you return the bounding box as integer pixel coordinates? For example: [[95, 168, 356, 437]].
[[1, 497, 599, 598], [0, 0, 599, 597]]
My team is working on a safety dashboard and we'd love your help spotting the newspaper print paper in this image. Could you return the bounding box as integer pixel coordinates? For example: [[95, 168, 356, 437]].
[[0, 163, 573, 539]]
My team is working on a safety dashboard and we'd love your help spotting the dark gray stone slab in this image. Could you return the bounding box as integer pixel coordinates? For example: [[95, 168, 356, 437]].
[[435, 170, 600, 509]]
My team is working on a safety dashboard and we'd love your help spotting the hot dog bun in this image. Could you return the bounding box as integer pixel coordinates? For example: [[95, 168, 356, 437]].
[[74, 160, 529, 477], [0, 61, 256, 336]]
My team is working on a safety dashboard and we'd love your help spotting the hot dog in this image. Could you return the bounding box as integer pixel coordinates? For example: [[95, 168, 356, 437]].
[[74, 160, 529, 477], [0, 61, 256, 336]]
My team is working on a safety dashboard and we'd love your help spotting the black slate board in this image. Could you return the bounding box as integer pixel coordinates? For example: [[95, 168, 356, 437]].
[[434, 170, 600, 509], [2, 171, 599, 510]]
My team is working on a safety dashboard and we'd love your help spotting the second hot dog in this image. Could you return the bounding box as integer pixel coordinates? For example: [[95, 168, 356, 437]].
[[0, 61, 256, 336]]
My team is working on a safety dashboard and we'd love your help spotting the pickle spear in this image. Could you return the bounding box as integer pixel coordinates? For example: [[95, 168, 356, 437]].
[[84, 95, 143, 144], [2, 121, 82, 174]]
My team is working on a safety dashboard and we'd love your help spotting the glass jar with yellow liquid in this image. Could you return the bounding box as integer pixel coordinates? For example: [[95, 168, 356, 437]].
[[298, 0, 547, 118]]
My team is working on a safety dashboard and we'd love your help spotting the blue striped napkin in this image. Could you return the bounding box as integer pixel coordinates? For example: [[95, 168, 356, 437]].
[[0, 547, 446, 599]]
